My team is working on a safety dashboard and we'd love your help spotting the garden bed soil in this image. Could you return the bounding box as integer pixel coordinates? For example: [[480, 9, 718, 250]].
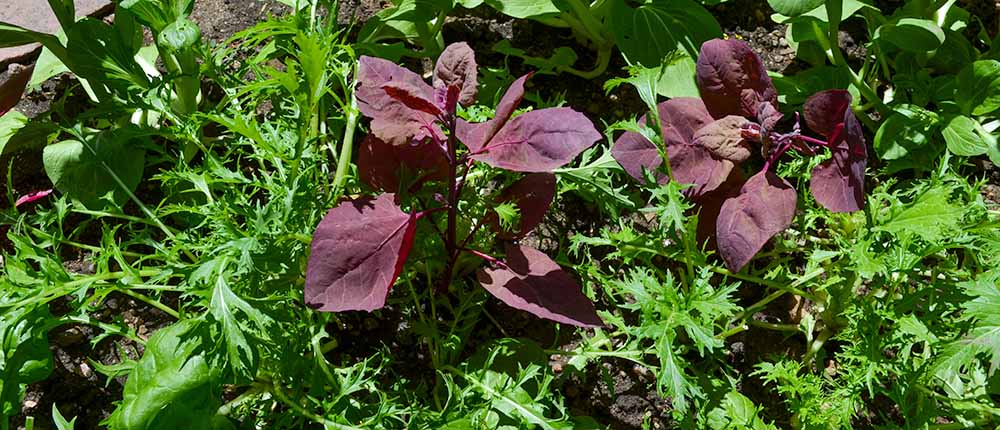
[[6, 0, 1000, 429]]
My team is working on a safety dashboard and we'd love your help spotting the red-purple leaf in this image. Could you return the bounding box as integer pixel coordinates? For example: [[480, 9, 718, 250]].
[[692, 170, 744, 248], [477, 244, 603, 327], [356, 56, 441, 146], [695, 39, 778, 120], [692, 115, 752, 162], [457, 73, 531, 153], [305, 194, 417, 312], [803, 89, 851, 137], [470, 107, 600, 172], [433, 42, 478, 107], [810, 113, 867, 212], [716, 171, 797, 271], [357, 135, 449, 191], [382, 81, 443, 117], [487, 173, 556, 240], [611, 98, 733, 197]]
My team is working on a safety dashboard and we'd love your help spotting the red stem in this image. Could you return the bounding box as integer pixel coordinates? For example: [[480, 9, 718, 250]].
[[460, 248, 507, 269]]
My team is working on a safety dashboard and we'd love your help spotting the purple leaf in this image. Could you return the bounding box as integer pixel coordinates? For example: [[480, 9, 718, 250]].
[[477, 244, 603, 328], [810, 115, 867, 212], [803, 89, 851, 137], [487, 173, 556, 240], [433, 42, 478, 107], [695, 38, 778, 120], [692, 170, 744, 248], [382, 82, 443, 117], [305, 194, 417, 312], [692, 115, 752, 162], [611, 98, 733, 197], [356, 56, 441, 146], [716, 171, 797, 271], [357, 135, 449, 191], [469, 107, 600, 172], [457, 73, 531, 153]]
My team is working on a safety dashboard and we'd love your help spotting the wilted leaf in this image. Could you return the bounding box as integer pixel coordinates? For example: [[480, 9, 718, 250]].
[[477, 244, 603, 327], [305, 194, 417, 312], [716, 171, 797, 271], [433, 42, 478, 106], [487, 173, 556, 239], [469, 107, 600, 172], [358, 135, 448, 191], [695, 39, 778, 120], [356, 55, 441, 146], [457, 73, 530, 152], [692, 115, 751, 162]]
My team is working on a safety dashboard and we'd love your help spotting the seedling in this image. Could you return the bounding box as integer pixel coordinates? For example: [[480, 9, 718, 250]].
[[613, 38, 867, 271], [304, 43, 604, 327]]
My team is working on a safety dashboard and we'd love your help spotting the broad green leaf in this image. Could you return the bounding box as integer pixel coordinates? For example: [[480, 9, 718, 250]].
[[956, 60, 1000, 116], [0, 111, 28, 157], [875, 18, 945, 53], [656, 49, 699, 98], [609, 0, 721, 66], [0, 305, 55, 419], [767, 0, 824, 17], [771, 0, 870, 23], [0, 23, 68, 61], [120, 0, 195, 32], [482, 0, 562, 19], [42, 129, 147, 209], [875, 185, 963, 242], [107, 320, 233, 430], [873, 105, 942, 173], [942, 115, 996, 156], [66, 19, 149, 90]]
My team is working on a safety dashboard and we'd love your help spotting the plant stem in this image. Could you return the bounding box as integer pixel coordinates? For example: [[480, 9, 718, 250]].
[[112, 286, 181, 319], [269, 379, 366, 430], [332, 94, 359, 200], [441, 115, 460, 293], [711, 266, 822, 303]]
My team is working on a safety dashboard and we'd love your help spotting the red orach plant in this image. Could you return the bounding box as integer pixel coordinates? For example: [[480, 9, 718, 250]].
[[304, 43, 604, 327], [613, 38, 867, 271]]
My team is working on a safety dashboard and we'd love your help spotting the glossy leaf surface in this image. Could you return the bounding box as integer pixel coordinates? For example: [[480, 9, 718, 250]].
[[305, 194, 417, 312], [716, 171, 797, 271], [478, 244, 603, 328]]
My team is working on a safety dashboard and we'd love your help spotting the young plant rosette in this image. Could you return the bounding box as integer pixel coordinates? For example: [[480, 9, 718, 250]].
[[304, 43, 604, 327], [612, 38, 867, 271]]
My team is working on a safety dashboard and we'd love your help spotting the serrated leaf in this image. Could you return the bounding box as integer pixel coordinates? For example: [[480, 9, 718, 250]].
[[477, 244, 603, 327], [875, 185, 963, 242], [305, 194, 417, 312], [716, 171, 797, 271]]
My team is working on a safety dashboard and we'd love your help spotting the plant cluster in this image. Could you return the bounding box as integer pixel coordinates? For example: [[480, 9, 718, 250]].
[[612, 38, 867, 270], [1, 0, 999, 429]]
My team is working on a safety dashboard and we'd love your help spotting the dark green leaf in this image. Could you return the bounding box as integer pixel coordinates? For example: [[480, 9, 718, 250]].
[[956, 60, 1000, 116], [767, 0, 824, 17], [42, 129, 147, 209], [609, 0, 721, 66]]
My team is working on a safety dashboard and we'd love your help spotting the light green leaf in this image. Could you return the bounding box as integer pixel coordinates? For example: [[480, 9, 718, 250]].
[[0, 110, 28, 157], [875, 18, 946, 53], [943, 115, 996, 156], [956, 60, 1000, 116], [609, 0, 721, 66], [42, 129, 147, 209], [107, 320, 234, 430], [767, 0, 824, 17], [873, 105, 942, 173], [656, 49, 699, 98], [0, 305, 55, 419], [875, 185, 963, 242], [52, 404, 76, 430], [481, 0, 562, 19]]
